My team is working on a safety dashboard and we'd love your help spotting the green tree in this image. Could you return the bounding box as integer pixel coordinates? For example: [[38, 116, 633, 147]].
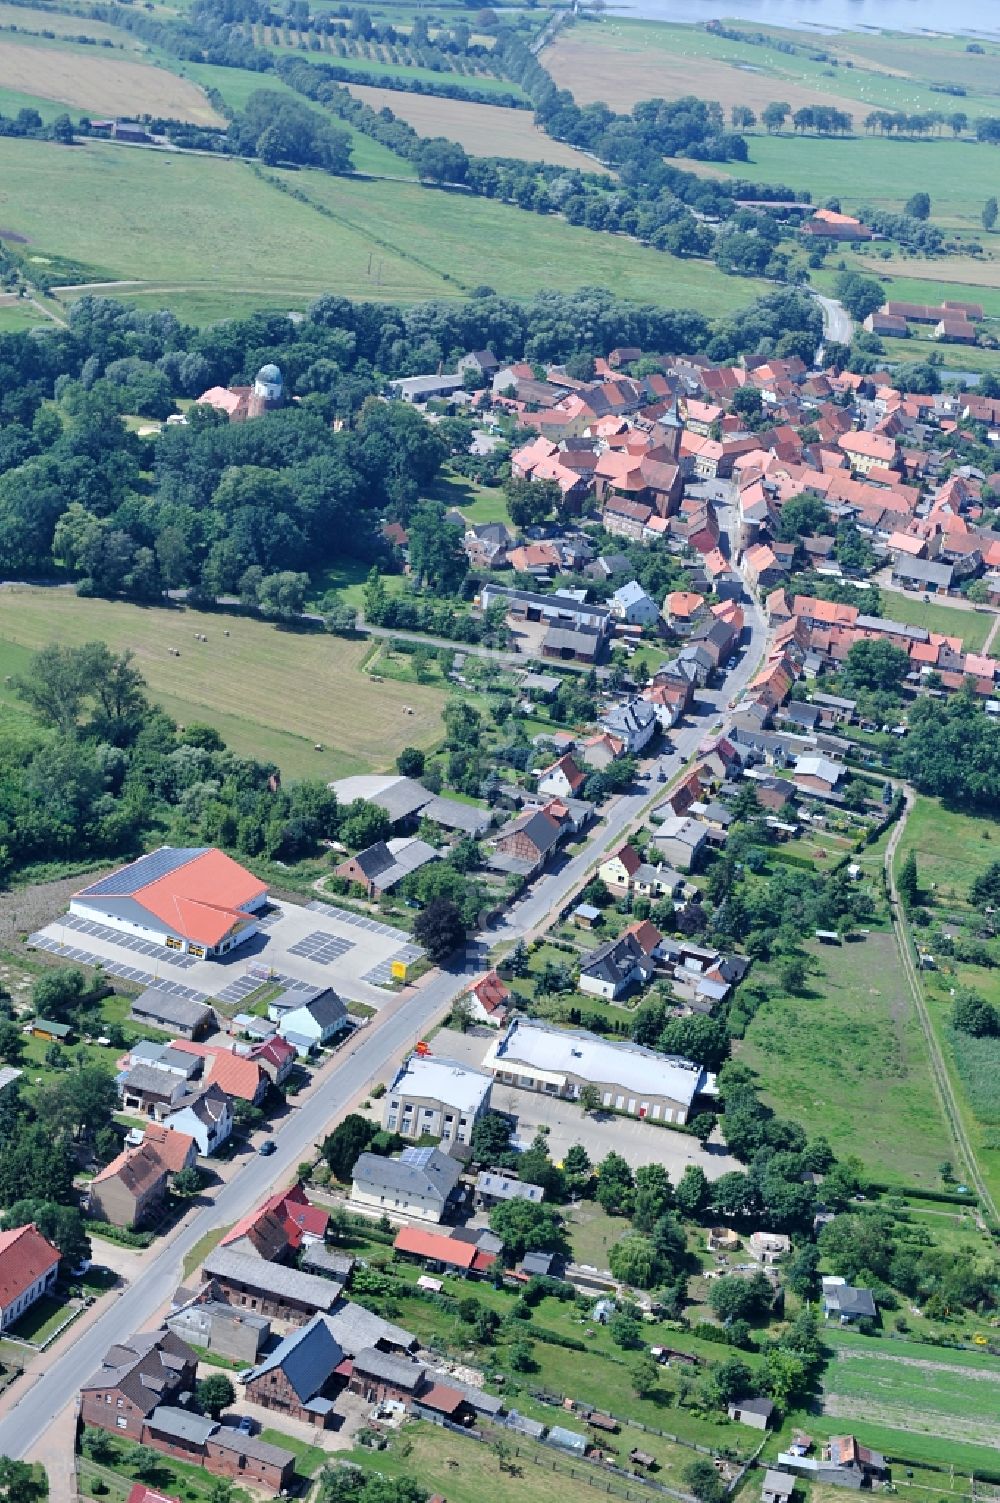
[[778, 955, 808, 995], [983, 196, 998, 231], [632, 1354, 660, 1398], [762, 101, 790, 133], [897, 849, 919, 910], [322, 1113, 377, 1181], [904, 191, 931, 219], [412, 897, 467, 963], [608, 1311, 643, 1349], [609, 1232, 658, 1288], [675, 1164, 709, 1218], [632, 1163, 674, 1231], [842, 638, 909, 693], [196, 1373, 236, 1417], [952, 986, 999, 1037], [172, 1166, 203, 1197], [595, 1150, 634, 1216], [685, 1460, 727, 1503], [0, 1458, 47, 1503], [396, 747, 425, 778], [578, 1083, 602, 1115], [471, 1110, 513, 1164], [489, 1199, 563, 1260], [0, 1021, 24, 1066]]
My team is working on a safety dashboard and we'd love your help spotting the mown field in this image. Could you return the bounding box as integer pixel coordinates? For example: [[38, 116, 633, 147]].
[[736, 929, 954, 1187], [345, 82, 609, 171], [684, 133, 1000, 232], [0, 136, 765, 319], [0, 587, 448, 779], [875, 594, 994, 653], [0, 35, 222, 121]]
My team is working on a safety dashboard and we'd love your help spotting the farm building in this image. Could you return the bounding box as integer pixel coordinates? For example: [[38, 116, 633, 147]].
[[71, 847, 268, 959]]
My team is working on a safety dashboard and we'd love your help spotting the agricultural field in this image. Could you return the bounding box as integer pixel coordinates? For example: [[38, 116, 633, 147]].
[[0, 136, 765, 318], [736, 930, 955, 1188], [686, 133, 1000, 233], [345, 82, 610, 171], [893, 797, 1000, 1207], [544, 18, 1000, 122], [0, 587, 449, 780], [0, 1, 140, 43], [0, 36, 223, 122], [287, 167, 767, 309], [822, 1342, 1000, 1450]]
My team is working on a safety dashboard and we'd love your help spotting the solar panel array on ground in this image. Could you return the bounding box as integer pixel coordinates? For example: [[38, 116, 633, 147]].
[[362, 942, 424, 987], [305, 900, 411, 940]]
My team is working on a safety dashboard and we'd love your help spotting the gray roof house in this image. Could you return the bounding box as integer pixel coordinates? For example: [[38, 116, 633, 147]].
[[649, 815, 708, 872], [600, 698, 658, 754], [475, 1170, 545, 1208], [822, 1278, 877, 1323], [351, 1146, 463, 1224], [242, 1311, 345, 1425], [579, 931, 655, 1000], [273, 990, 351, 1056]]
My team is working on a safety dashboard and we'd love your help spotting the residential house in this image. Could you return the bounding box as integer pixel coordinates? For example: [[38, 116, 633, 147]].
[[117, 1063, 190, 1120], [579, 931, 655, 1001], [891, 556, 954, 594], [537, 753, 587, 800], [79, 1329, 199, 1440], [383, 1053, 493, 1146], [600, 698, 657, 754], [580, 731, 626, 770], [492, 808, 564, 876], [664, 591, 706, 632], [464, 970, 511, 1027], [793, 756, 843, 796], [598, 843, 642, 895], [650, 815, 708, 872], [822, 1277, 876, 1324], [475, 1171, 545, 1209], [171, 1042, 268, 1106], [220, 1183, 328, 1261], [728, 1397, 775, 1430], [141, 1123, 199, 1178], [247, 1034, 297, 1087], [201, 1248, 341, 1323], [88, 1143, 168, 1229], [762, 1471, 796, 1503], [162, 1083, 233, 1156], [611, 580, 660, 626], [274, 991, 351, 1056], [0, 1223, 61, 1331], [483, 1016, 708, 1124], [352, 1146, 463, 1224], [130, 990, 215, 1040]]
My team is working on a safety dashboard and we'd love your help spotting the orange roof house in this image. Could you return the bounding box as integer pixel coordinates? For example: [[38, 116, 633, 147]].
[[172, 1041, 268, 1104], [466, 970, 511, 1026], [221, 1182, 328, 1260], [141, 1122, 198, 1176], [394, 1225, 495, 1274], [0, 1223, 61, 1326], [71, 847, 268, 958]]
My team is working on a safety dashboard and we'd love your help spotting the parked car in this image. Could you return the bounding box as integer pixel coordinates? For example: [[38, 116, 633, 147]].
[[258, 1139, 277, 1156]]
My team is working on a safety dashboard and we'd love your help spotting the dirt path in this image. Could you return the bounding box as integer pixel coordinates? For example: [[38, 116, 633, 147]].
[[885, 788, 998, 1223]]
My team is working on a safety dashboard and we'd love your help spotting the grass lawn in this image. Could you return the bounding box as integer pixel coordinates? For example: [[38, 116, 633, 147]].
[[427, 470, 512, 526], [564, 1199, 624, 1269], [0, 587, 449, 780], [79, 1434, 253, 1503], [877, 334, 1000, 375], [181, 1224, 232, 1279], [0, 301, 54, 331], [6, 1293, 76, 1345], [876, 593, 994, 652], [736, 931, 955, 1188], [259, 1429, 327, 1478]]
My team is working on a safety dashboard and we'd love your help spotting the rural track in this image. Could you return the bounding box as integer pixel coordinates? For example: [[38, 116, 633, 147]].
[[884, 787, 998, 1225]]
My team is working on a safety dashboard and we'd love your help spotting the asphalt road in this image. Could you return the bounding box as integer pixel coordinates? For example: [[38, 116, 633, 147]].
[[812, 291, 854, 349], [0, 586, 767, 1463]]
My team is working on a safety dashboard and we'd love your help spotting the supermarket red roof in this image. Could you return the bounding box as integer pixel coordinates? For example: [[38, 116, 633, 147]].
[[73, 847, 267, 948], [0, 1223, 60, 1307], [394, 1226, 496, 1271]]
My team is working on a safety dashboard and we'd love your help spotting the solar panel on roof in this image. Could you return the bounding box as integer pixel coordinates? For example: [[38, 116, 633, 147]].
[[79, 847, 205, 897], [401, 1146, 435, 1167]]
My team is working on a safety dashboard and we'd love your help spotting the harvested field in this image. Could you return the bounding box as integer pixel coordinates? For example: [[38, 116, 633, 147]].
[[0, 3, 142, 44], [345, 83, 610, 171], [0, 587, 449, 780], [544, 28, 854, 115], [0, 40, 223, 123]]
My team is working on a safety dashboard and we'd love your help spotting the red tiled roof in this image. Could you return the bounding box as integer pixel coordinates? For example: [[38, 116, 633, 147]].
[[142, 1122, 197, 1174], [469, 970, 510, 1015], [221, 1182, 327, 1254], [394, 1226, 495, 1270], [127, 1485, 181, 1503], [172, 1041, 265, 1102], [0, 1223, 60, 1306]]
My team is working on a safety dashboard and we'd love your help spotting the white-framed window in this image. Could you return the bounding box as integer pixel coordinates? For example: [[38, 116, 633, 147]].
[[116, 1418, 128, 1430]]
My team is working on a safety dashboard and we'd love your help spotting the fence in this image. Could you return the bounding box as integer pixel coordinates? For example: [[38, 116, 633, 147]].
[[472, 1422, 698, 1503]]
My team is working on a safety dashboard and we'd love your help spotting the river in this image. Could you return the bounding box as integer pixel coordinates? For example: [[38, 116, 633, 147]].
[[607, 0, 1000, 38]]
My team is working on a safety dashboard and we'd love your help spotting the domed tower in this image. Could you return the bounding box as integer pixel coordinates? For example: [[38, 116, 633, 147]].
[[252, 362, 283, 407]]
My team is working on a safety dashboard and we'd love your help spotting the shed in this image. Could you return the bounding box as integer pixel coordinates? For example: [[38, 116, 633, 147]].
[[630, 1450, 655, 1471], [762, 1471, 795, 1503], [573, 903, 602, 929], [546, 1426, 587, 1455], [30, 1018, 71, 1042]]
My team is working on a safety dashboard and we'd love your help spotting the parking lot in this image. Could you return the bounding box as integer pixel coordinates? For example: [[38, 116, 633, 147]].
[[29, 898, 424, 1008]]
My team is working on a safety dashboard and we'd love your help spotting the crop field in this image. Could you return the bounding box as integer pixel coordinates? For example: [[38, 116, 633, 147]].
[[0, 587, 448, 780], [345, 83, 610, 171], [736, 930, 954, 1186], [544, 18, 1000, 122], [0, 37, 223, 122], [0, 3, 144, 45], [820, 1341, 1000, 1462]]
